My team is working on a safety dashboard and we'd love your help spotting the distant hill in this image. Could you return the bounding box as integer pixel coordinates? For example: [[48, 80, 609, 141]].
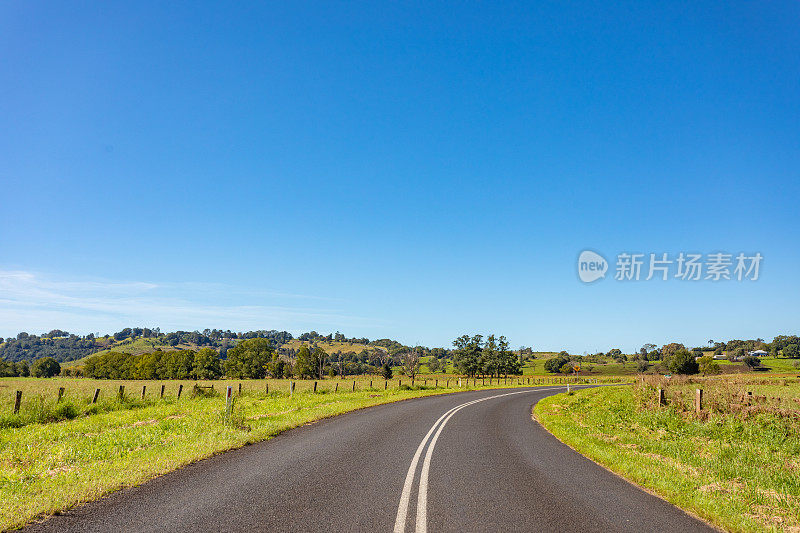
[[0, 328, 411, 365]]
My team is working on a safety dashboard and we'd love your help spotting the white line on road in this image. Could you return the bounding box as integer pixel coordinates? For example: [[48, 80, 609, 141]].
[[394, 386, 570, 533]]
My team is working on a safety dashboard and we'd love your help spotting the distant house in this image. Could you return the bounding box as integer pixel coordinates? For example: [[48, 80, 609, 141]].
[[747, 350, 768, 358], [712, 353, 727, 360]]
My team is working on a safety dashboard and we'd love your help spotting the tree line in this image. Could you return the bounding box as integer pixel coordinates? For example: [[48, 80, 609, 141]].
[[450, 334, 522, 378]]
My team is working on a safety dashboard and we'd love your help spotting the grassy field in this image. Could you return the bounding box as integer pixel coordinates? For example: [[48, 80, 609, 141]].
[[534, 376, 800, 532], [0, 375, 625, 530]]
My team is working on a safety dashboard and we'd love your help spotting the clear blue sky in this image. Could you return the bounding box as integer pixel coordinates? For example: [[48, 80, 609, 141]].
[[1, 1, 798, 352]]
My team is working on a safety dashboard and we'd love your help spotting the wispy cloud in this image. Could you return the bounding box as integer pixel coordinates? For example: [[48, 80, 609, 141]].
[[0, 270, 385, 337]]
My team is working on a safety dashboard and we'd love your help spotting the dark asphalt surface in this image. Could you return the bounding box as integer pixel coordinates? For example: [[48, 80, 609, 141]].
[[26, 386, 715, 533]]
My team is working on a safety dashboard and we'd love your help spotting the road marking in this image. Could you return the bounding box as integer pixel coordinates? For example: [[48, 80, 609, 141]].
[[394, 386, 571, 533]]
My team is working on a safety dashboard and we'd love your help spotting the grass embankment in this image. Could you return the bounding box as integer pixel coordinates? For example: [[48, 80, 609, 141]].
[[0, 375, 623, 530], [535, 376, 800, 532]]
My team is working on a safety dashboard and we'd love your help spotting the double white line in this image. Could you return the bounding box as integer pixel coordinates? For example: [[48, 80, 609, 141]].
[[392, 386, 566, 533]]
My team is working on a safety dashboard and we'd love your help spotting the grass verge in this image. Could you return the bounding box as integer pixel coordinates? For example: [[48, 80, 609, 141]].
[[534, 384, 800, 532]]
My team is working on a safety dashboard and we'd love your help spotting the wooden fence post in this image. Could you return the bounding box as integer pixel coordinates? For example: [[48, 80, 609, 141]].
[[435, 379, 438, 388], [13, 391, 22, 414], [177, 384, 183, 399], [238, 383, 242, 396], [695, 389, 703, 413], [141, 385, 146, 400], [370, 380, 373, 388], [352, 380, 356, 392], [160, 384, 165, 398], [118, 385, 125, 400], [92, 388, 100, 403], [313, 381, 318, 392], [385, 380, 388, 390], [398, 379, 402, 388], [658, 388, 665, 406], [335, 383, 339, 393], [57, 387, 65, 403]]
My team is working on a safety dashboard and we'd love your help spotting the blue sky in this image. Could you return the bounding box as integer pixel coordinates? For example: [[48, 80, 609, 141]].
[[1, 1, 798, 352]]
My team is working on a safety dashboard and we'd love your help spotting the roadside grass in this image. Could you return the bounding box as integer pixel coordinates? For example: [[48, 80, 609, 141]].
[[0, 376, 623, 530], [534, 378, 800, 533]]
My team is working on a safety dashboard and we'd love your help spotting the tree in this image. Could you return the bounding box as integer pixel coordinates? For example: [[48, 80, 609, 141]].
[[313, 346, 326, 379], [728, 347, 746, 362], [665, 349, 699, 375], [482, 335, 500, 377], [635, 359, 650, 373], [293, 344, 317, 379], [742, 355, 761, 370], [497, 336, 521, 375], [560, 362, 574, 375], [224, 338, 273, 379], [782, 344, 800, 359], [452, 335, 483, 377], [545, 355, 570, 373], [14, 360, 30, 377], [32, 357, 61, 378], [401, 347, 421, 381], [698, 356, 720, 375], [427, 357, 440, 373], [193, 348, 222, 379], [661, 343, 686, 360], [382, 363, 393, 379]]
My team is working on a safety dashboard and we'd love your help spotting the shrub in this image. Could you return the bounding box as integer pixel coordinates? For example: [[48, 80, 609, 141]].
[[53, 402, 80, 420], [783, 344, 800, 359], [382, 363, 393, 379], [31, 357, 61, 378], [742, 355, 761, 370], [698, 356, 720, 375], [545, 356, 569, 373], [665, 349, 699, 375]]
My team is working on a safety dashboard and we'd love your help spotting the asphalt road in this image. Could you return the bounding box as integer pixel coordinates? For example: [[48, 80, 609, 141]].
[[27, 386, 715, 533]]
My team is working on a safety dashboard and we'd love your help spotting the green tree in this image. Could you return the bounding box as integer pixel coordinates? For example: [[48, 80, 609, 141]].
[[193, 348, 222, 379], [313, 346, 326, 379], [560, 362, 573, 375], [427, 357, 440, 373], [32, 357, 61, 378], [452, 334, 483, 377], [742, 355, 761, 370], [665, 349, 699, 375], [14, 360, 30, 377], [294, 344, 317, 379], [727, 347, 746, 362], [698, 356, 721, 375], [545, 355, 570, 373], [382, 363, 393, 379], [782, 344, 799, 359], [224, 338, 273, 379], [661, 343, 686, 360]]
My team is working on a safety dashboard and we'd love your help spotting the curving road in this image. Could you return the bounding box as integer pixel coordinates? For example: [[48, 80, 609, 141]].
[[27, 386, 715, 533]]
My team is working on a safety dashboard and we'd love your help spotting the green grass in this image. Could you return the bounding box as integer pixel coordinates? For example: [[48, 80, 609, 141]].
[[1, 375, 601, 530], [534, 379, 800, 532]]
